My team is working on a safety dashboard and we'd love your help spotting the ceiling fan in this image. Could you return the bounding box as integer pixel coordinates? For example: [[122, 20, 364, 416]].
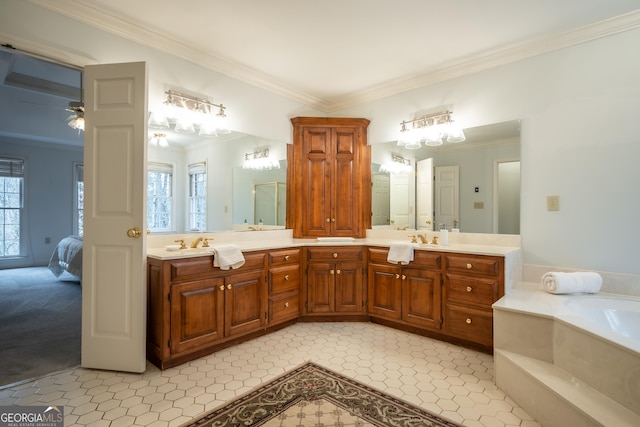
[[66, 71, 84, 132]]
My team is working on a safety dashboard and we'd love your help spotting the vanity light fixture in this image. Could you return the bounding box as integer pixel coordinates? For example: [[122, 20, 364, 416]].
[[380, 154, 412, 174], [149, 133, 169, 147], [149, 90, 230, 136], [243, 148, 280, 171], [398, 110, 465, 149]]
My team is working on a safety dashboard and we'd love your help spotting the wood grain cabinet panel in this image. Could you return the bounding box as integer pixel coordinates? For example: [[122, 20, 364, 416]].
[[267, 248, 302, 326], [288, 117, 371, 238]]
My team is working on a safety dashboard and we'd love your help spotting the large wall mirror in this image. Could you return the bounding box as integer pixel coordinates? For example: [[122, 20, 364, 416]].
[[371, 120, 521, 234], [148, 129, 287, 233]]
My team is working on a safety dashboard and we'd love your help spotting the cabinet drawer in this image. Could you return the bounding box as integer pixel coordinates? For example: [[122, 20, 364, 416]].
[[269, 292, 300, 323], [446, 274, 499, 307], [269, 264, 300, 294], [445, 304, 493, 346], [170, 251, 266, 281], [170, 257, 215, 280], [368, 247, 441, 268], [306, 247, 363, 262], [269, 248, 301, 266], [445, 254, 501, 276]]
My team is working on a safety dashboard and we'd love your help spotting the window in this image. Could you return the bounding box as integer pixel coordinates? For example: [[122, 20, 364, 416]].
[[0, 157, 24, 257], [147, 162, 174, 232], [74, 163, 84, 236], [188, 162, 207, 231]]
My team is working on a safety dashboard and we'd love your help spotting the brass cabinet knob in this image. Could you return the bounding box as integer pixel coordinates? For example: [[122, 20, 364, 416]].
[[219, 285, 225, 291], [466, 318, 472, 324], [285, 302, 289, 308], [466, 286, 473, 292], [401, 274, 406, 280], [330, 270, 335, 275], [333, 253, 338, 258], [284, 275, 290, 281], [284, 255, 290, 261], [466, 263, 473, 269], [331, 218, 336, 222], [395, 274, 400, 279], [336, 270, 341, 275], [227, 284, 232, 290], [326, 218, 331, 223]]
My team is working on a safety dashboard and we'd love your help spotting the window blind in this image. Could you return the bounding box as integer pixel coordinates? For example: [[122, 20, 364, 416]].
[[0, 158, 25, 177]]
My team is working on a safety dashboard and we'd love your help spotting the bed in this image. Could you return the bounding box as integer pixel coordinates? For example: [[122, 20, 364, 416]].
[[48, 235, 83, 279]]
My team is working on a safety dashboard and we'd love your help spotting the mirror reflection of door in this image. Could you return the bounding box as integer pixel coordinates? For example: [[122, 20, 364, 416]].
[[434, 165, 459, 231], [390, 172, 410, 229], [371, 173, 390, 226], [495, 160, 520, 234], [416, 158, 433, 230], [254, 181, 286, 226]]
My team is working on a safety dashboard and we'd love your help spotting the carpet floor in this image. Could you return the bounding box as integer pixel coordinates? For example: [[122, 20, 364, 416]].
[[187, 362, 461, 427], [0, 266, 81, 386]]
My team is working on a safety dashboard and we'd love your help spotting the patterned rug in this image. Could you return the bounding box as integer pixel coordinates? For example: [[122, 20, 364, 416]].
[[185, 362, 461, 427]]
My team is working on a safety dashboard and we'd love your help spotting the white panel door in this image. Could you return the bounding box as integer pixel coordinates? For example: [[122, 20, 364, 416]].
[[82, 62, 148, 372], [390, 172, 410, 228], [416, 158, 433, 230], [371, 173, 390, 226], [434, 165, 459, 231]]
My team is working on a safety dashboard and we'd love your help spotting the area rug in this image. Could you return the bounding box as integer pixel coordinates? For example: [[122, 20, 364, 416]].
[[186, 362, 461, 427]]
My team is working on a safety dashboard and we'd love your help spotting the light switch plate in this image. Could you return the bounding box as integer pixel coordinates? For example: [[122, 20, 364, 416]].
[[547, 195, 560, 211]]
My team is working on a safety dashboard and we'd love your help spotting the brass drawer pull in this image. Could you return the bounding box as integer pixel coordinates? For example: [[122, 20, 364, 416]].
[[401, 274, 406, 280], [284, 275, 290, 280], [466, 318, 472, 324], [395, 274, 400, 279], [466, 286, 473, 292], [333, 253, 338, 258], [466, 263, 473, 269], [284, 255, 290, 261], [227, 284, 232, 290], [219, 285, 225, 291], [285, 302, 289, 308]]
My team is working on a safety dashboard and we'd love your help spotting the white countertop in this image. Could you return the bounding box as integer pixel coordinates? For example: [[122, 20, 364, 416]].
[[147, 237, 520, 260]]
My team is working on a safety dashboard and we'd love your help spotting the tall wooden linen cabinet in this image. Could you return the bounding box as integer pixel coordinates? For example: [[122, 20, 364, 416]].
[[287, 117, 371, 238]]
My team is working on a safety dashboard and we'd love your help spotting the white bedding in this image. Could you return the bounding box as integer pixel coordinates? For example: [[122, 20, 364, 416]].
[[48, 235, 83, 279]]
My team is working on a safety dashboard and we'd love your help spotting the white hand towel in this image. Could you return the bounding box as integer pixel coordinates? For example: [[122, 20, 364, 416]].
[[387, 242, 414, 265], [542, 271, 602, 294], [213, 245, 245, 270]]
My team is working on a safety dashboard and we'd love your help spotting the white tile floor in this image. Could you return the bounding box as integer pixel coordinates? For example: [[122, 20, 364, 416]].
[[0, 322, 541, 427]]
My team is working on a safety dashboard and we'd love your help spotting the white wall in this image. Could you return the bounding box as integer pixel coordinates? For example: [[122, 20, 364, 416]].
[[3, 0, 640, 277]]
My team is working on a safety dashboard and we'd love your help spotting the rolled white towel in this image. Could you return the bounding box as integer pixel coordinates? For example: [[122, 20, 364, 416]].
[[542, 271, 602, 294]]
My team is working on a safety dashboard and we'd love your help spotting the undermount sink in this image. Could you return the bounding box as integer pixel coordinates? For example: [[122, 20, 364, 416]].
[[172, 247, 215, 255]]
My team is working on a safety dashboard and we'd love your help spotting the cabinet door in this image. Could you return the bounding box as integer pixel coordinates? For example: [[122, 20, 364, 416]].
[[301, 126, 332, 236], [224, 270, 266, 337], [170, 278, 225, 355], [307, 262, 335, 313], [402, 268, 442, 330], [332, 127, 359, 236], [367, 263, 402, 320], [335, 261, 364, 313]]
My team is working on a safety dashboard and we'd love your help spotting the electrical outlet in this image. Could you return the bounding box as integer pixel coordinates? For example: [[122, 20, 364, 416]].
[[547, 195, 560, 211]]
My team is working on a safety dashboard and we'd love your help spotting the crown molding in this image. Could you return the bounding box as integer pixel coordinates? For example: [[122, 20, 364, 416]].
[[25, 1, 640, 113]]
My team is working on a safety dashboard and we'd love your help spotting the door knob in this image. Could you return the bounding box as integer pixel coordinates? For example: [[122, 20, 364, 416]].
[[126, 227, 142, 238]]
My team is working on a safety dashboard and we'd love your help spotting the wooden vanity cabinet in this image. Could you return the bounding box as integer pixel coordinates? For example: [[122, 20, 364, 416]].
[[267, 248, 302, 325], [287, 117, 371, 238], [442, 253, 504, 347], [303, 246, 367, 319], [367, 248, 442, 331], [147, 251, 268, 369]]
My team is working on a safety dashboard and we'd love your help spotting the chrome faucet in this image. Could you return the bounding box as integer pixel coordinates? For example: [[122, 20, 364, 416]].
[[189, 237, 203, 248]]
